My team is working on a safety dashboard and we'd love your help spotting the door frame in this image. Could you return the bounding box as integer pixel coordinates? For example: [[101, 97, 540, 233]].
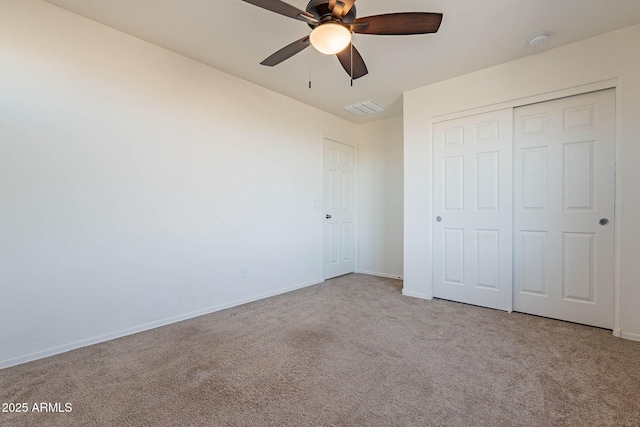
[[321, 136, 358, 279], [428, 79, 621, 334]]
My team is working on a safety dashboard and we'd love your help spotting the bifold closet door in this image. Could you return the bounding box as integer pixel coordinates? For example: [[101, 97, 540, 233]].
[[513, 89, 615, 329], [432, 109, 513, 311]]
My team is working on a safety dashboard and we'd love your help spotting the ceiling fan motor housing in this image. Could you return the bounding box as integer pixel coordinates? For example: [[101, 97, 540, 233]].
[[306, 0, 356, 27]]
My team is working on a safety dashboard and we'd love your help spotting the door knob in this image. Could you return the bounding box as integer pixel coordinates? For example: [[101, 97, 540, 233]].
[[599, 218, 609, 226], [436, 216, 442, 222], [326, 214, 332, 219]]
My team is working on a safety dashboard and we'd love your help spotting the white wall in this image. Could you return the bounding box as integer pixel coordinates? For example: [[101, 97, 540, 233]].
[[0, 0, 360, 368], [357, 115, 404, 279], [404, 24, 640, 340]]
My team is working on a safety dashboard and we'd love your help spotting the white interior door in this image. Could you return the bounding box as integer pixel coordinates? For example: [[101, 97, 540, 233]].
[[513, 89, 616, 329], [432, 109, 513, 311], [323, 139, 355, 279]]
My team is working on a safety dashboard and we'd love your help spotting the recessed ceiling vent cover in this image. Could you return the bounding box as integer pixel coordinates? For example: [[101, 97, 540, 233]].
[[345, 100, 385, 117]]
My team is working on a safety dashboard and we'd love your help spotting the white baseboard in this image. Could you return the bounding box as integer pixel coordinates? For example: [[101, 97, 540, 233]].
[[620, 330, 640, 342], [0, 278, 324, 370], [357, 270, 403, 280], [402, 289, 432, 300]]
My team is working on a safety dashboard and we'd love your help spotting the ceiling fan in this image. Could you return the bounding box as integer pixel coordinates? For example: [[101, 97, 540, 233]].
[[241, 0, 443, 80]]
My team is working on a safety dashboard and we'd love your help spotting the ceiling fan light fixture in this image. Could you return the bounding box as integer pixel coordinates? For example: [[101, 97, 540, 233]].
[[310, 22, 351, 55]]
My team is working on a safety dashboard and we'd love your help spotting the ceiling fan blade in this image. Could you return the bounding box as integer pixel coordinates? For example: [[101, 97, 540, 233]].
[[336, 43, 368, 80], [241, 0, 317, 24], [260, 36, 311, 66], [353, 12, 443, 35]]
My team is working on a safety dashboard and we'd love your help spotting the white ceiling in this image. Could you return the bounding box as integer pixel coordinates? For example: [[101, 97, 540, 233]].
[[42, 0, 640, 123]]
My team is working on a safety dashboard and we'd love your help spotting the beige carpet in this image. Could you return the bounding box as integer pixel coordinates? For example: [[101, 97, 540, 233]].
[[1, 274, 639, 426]]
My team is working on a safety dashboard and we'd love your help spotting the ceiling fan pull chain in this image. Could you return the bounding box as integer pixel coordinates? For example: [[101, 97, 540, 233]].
[[350, 37, 353, 87], [308, 48, 312, 89]]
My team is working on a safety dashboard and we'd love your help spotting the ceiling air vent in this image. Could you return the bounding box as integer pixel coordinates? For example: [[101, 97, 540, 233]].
[[344, 100, 385, 117]]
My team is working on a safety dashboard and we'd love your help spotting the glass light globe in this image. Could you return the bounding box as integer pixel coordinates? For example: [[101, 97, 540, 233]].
[[310, 23, 351, 55]]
